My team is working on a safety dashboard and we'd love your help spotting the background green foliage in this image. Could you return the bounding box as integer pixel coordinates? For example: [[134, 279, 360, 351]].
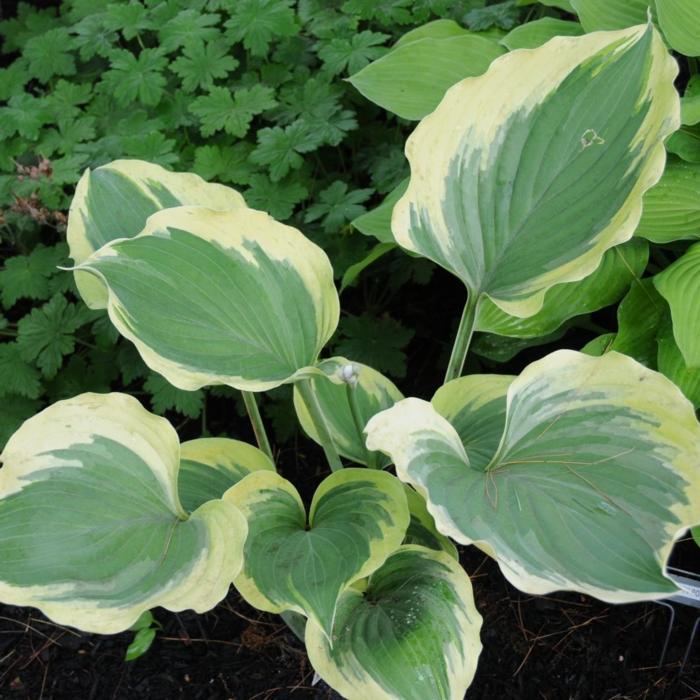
[[0, 0, 502, 446]]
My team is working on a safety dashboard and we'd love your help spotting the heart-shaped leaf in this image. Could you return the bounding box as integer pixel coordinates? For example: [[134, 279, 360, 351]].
[[392, 24, 678, 318], [654, 242, 700, 368], [75, 206, 340, 392], [306, 545, 482, 700], [178, 437, 275, 513], [0, 393, 246, 634], [293, 358, 403, 467], [67, 159, 245, 309], [225, 468, 409, 638], [367, 351, 700, 601]]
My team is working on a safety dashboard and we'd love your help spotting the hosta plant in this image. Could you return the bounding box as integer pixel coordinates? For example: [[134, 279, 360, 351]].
[[2, 21, 700, 700]]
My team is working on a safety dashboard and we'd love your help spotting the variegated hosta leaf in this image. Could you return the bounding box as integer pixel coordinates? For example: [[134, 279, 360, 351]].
[[75, 206, 340, 392], [403, 486, 458, 559], [393, 25, 679, 319], [476, 239, 648, 338], [306, 546, 482, 700], [654, 243, 700, 368], [225, 469, 409, 638], [636, 158, 700, 243], [293, 358, 403, 467], [0, 393, 247, 634], [67, 159, 245, 309], [178, 437, 275, 513], [366, 350, 700, 601]]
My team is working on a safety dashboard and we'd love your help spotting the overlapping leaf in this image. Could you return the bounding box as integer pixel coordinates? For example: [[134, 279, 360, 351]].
[[67, 159, 246, 309], [75, 206, 340, 392], [0, 393, 246, 634], [392, 25, 679, 319], [226, 469, 409, 638], [306, 546, 481, 700], [367, 351, 700, 601]]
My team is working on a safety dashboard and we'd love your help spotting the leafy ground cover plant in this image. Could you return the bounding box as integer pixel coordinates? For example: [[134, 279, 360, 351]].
[[2, 2, 700, 699]]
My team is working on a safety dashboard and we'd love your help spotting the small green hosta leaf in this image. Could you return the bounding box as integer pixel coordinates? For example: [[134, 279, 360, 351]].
[[610, 279, 665, 367], [403, 487, 458, 559], [67, 159, 245, 309], [178, 438, 275, 513], [666, 126, 700, 164], [656, 0, 700, 57], [476, 240, 648, 338], [393, 25, 679, 319], [352, 179, 408, 245], [657, 320, 700, 408], [77, 206, 339, 392], [306, 546, 482, 700], [367, 351, 700, 601], [349, 34, 504, 120], [636, 158, 700, 243], [500, 18, 583, 50], [226, 469, 409, 638], [341, 243, 396, 293], [682, 76, 700, 126], [0, 393, 247, 634], [654, 243, 700, 368], [125, 627, 156, 662], [571, 0, 651, 32], [293, 358, 403, 467]]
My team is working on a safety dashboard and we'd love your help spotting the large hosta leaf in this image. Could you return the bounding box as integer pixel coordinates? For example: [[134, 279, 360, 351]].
[[0, 393, 246, 634], [367, 351, 700, 601], [475, 239, 648, 338], [293, 358, 403, 467], [403, 486, 458, 559], [68, 159, 245, 309], [348, 34, 505, 121], [392, 24, 679, 318], [225, 469, 409, 638], [570, 0, 650, 32], [654, 243, 700, 368], [657, 320, 700, 408], [636, 159, 700, 243], [306, 546, 482, 700], [656, 0, 700, 57], [75, 206, 339, 392], [178, 437, 275, 513]]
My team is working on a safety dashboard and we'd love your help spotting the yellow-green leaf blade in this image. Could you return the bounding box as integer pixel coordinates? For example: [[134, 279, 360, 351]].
[[77, 206, 340, 392], [393, 25, 679, 318], [306, 546, 482, 700], [0, 393, 247, 634], [656, 0, 700, 57], [500, 18, 583, 51], [67, 159, 245, 309]]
